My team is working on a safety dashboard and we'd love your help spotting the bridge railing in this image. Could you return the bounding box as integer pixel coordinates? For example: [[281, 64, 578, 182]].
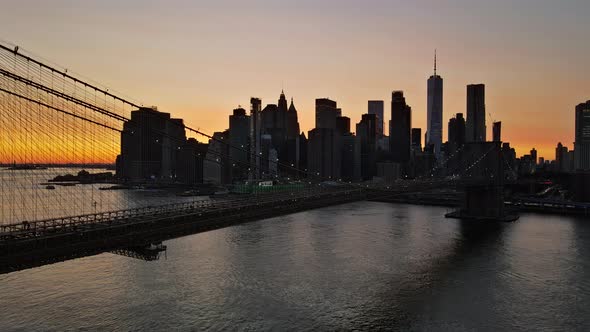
[[0, 186, 366, 242], [0, 198, 213, 240]]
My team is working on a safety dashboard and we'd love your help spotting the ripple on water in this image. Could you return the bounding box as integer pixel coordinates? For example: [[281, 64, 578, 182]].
[[0, 202, 589, 331]]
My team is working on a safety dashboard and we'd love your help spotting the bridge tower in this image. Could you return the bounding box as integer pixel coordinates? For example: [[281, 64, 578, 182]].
[[446, 141, 519, 221]]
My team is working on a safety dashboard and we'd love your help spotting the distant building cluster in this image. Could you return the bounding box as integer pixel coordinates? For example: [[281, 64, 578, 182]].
[[115, 56, 590, 191]]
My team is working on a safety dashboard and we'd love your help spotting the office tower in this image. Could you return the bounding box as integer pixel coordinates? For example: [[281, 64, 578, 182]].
[[249, 98, 262, 180], [556, 142, 569, 172], [308, 128, 340, 180], [466, 84, 486, 142], [340, 133, 361, 182], [284, 96, 301, 174], [259, 134, 275, 177], [178, 138, 208, 185], [530, 148, 537, 165], [118, 107, 186, 181], [368, 100, 384, 137], [229, 107, 250, 181], [299, 132, 308, 171], [502, 142, 517, 175], [286, 98, 300, 140], [336, 116, 351, 136], [574, 100, 590, 170], [411, 128, 422, 152], [204, 130, 231, 184], [390, 91, 412, 162], [448, 113, 466, 147], [260, 104, 276, 134], [315, 98, 338, 129], [277, 90, 288, 130], [427, 51, 443, 157], [254, 92, 302, 177], [492, 121, 502, 142], [539, 157, 545, 165], [356, 114, 377, 180]]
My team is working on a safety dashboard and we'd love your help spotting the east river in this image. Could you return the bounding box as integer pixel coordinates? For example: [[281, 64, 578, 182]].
[[1, 201, 589, 331]]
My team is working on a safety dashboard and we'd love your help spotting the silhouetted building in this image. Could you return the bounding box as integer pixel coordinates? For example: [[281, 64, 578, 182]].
[[118, 107, 186, 182], [340, 133, 361, 182], [259, 134, 274, 177], [257, 92, 302, 177], [249, 98, 262, 179], [502, 143, 517, 178], [368, 100, 384, 137], [308, 128, 340, 180], [357, 114, 377, 180], [390, 91, 412, 163], [492, 121, 501, 142], [556, 142, 570, 173], [178, 138, 208, 185], [530, 148, 537, 165], [411, 128, 422, 152], [448, 113, 466, 147], [204, 130, 230, 184], [427, 51, 443, 157], [466, 84, 486, 142], [574, 100, 590, 170], [336, 116, 351, 136], [316, 98, 339, 130], [284, 97, 301, 175], [299, 132, 308, 172], [277, 90, 288, 130], [260, 104, 277, 135], [229, 107, 250, 181]]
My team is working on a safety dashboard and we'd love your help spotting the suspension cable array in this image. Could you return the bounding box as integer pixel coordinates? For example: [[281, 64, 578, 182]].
[[0, 41, 323, 225]]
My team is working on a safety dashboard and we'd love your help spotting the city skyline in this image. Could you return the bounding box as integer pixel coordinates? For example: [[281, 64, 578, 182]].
[[2, 0, 590, 159]]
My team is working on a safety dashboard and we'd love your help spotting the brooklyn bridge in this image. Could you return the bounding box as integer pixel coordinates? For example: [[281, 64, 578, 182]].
[[1, 42, 586, 274]]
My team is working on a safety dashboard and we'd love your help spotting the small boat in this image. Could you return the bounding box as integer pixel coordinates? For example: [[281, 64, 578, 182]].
[[45, 185, 56, 190]]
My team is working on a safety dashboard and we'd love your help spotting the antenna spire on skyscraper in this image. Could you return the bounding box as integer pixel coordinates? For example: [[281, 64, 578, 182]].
[[434, 49, 437, 76]]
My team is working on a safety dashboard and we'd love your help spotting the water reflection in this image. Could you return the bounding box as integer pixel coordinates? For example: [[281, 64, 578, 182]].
[[0, 202, 589, 331]]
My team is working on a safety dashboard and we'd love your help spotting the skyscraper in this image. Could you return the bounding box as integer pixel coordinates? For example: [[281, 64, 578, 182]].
[[356, 114, 377, 180], [229, 107, 250, 181], [309, 98, 341, 180], [427, 51, 443, 157], [448, 113, 466, 147], [286, 97, 301, 173], [466, 84, 486, 142], [411, 128, 422, 152], [574, 100, 590, 170], [556, 142, 569, 172], [308, 128, 340, 180], [368, 100, 384, 137], [336, 116, 351, 136], [286, 98, 300, 140], [249, 98, 262, 180], [315, 98, 338, 129], [492, 121, 502, 142], [390, 91, 412, 163]]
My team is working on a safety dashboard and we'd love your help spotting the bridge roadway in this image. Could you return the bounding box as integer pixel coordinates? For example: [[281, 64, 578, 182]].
[[0, 178, 545, 274], [0, 186, 367, 273]]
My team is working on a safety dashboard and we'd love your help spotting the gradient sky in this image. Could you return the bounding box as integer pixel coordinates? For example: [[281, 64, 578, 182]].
[[2, 0, 589, 159]]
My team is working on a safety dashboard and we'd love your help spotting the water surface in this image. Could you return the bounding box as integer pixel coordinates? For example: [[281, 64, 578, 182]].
[[1, 202, 588, 331]]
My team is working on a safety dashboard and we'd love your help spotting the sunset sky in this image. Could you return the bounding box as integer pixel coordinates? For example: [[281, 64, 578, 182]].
[[1, 0, 589, 160]]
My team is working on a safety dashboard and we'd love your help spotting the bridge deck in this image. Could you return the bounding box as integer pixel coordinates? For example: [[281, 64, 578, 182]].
[[0, 187, 366, 245]]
